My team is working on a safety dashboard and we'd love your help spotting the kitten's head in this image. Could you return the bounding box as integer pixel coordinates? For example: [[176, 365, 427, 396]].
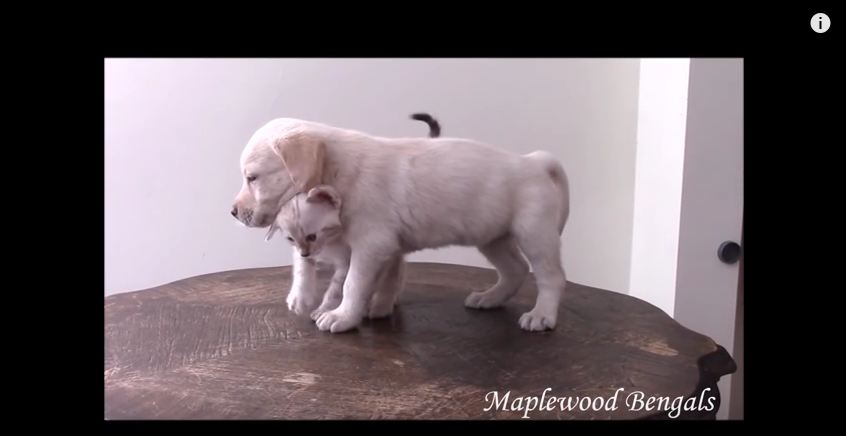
[[268, 185, 343, 258]]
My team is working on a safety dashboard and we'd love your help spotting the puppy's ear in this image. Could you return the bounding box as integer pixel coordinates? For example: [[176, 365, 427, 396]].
[[272, 132, 326, 193], [306, 185, 341, 208]]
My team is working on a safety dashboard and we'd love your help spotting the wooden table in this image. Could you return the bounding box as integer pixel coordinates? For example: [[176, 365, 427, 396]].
[[104, 262, 736, 420]]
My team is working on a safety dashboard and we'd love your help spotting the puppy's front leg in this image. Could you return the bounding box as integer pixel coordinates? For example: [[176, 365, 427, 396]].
[[368, 254, 406, 319], [287, 249, 321, 316], [315, 250, 389, 333]]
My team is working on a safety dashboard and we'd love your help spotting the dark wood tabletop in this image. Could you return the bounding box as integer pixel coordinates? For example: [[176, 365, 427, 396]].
[[104, 262, 735, 420]]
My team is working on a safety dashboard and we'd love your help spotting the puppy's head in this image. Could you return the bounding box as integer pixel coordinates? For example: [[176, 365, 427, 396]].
[[231, 120, 326, 228]]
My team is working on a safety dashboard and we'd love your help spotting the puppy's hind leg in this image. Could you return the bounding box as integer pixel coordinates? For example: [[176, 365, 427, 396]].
[[465, 235, 529, 309], [513, 212, 566, 331]]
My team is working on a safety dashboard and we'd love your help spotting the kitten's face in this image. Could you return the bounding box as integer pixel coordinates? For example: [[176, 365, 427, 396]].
[[276, 190, 342, 258]]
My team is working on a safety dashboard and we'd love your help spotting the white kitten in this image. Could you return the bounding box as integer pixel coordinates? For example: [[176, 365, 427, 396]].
[[268, 185, 405, 321]]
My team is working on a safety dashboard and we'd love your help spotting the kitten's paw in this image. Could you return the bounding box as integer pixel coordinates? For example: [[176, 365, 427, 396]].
[[287, 291, 320, 317], [518, 308, 557, 331], [316, 309, 361, 333]]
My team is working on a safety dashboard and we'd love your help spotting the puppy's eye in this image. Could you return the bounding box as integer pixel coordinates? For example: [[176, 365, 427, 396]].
[[286, 236, 294, 242], [246, 175, 257, 183], [306, 234, 316, 242]]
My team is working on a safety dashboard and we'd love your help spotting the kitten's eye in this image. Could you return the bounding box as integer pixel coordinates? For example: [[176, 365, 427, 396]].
[[246, 175, 257, 183], [306, 234, 316, 242], [286, 236, 294, 242]]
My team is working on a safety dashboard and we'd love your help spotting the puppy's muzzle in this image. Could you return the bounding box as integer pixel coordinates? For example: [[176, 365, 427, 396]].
[[230, 205, 255, 225]]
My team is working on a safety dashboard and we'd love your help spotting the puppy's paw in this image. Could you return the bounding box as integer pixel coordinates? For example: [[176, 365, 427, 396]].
[[286, 291, 320, 317], [310, 302, 340, 321], [311, 299, 342, 321], [310, 308, 327, 321], [518, 309, 557, 331], [316, 309, 361, 333], [464, 290, 509, 309]]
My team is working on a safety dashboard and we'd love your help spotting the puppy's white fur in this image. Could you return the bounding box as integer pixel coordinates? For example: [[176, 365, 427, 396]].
[[233, 119, 569, 333]]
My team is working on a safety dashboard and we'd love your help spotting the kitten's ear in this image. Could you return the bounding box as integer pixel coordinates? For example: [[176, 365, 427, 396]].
[[265, 221, 280, 242], [306, 185, 341, 208]]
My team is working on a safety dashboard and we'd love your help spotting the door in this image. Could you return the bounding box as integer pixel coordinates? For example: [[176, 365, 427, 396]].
[[672, 58, 744, 420], [730, 229, 743, 419]]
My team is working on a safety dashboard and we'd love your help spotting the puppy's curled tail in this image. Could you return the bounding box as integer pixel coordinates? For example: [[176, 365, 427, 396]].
[[410, 113, 441, 138], [526, 150, 570, 234]]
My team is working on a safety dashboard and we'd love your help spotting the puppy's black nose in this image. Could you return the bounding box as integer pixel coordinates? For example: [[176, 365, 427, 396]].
[[230, 206, 238, 217], [301, 252, 310, 258]]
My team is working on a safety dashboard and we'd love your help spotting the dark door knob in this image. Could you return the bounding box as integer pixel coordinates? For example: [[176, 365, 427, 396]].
[[718, 241, 742, 264]]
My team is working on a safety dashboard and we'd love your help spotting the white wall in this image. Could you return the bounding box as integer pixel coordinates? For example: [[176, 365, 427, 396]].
[[105, 59, 641, 296], [628, 59, 690, 316]]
